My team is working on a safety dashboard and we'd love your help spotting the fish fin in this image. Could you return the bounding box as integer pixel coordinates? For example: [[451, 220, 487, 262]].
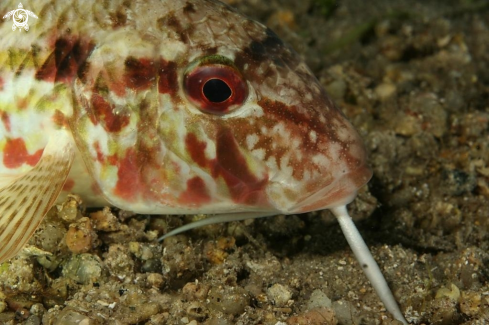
[[157, 212, 277, 242], [0, 173, 21, 189], [0, 130, 75, 263]]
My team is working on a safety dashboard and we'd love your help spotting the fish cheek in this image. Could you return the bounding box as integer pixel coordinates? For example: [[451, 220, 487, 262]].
[[213, 127, 269, 206]]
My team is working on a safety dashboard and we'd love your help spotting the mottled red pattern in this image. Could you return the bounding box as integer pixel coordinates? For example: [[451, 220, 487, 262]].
[[91, 93, 130, 132], [124, 57, 155, 90], [95, 141, 127, 167], [3, 138, 44, 169], [213, 128, 268, 206], [94, 142, 105, 163], [36, 36, 95, 84], [258, 98, 322, 152], [114, 148, 142, 201], [158, 59, 178, 96], [178, 176, 211, 205], [185, 133, 207, 168], [185, 129, 269, 206], [0, 112, 11, 132], [52, 110, 68, 128]]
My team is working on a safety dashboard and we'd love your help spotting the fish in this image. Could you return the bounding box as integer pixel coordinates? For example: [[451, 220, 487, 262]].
[[0, 0, 407, 323]]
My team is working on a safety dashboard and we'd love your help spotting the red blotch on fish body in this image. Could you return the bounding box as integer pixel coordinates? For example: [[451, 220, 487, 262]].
[[52, 110, 69, 128], [62, 178, 75, 192], [91, 93, 130, 132], [124, 57, 155, 90], [158, 59, 178, 96], [178, 176, 211, 205], [0, 112, 11, 132], [36, 36, 95, 84], [213, 128, 269, 206], [185, 129, 269, 207], [107, 154, 119, 166], [185, 133, 208, 168], [114, 148, 143, 202], [3, 138, 44, 169], [94, 142, 105, 163], [108, 78, 127, 97]]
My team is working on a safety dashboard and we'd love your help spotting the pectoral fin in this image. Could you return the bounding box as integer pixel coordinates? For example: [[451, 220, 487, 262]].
[[0, 130, 75, 263]]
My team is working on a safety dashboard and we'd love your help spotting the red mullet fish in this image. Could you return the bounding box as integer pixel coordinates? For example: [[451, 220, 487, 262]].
[[0, 1, 407, 323]]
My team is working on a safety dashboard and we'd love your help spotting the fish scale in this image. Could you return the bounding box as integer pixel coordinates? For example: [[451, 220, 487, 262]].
[[0, 0, 407, 323]]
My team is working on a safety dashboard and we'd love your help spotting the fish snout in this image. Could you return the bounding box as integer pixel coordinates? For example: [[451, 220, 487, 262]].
[[262, 117, 373, 215]]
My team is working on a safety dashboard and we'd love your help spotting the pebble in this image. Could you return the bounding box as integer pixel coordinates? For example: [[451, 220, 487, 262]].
[[267, 283, 293, 308], [306, 289, 332, 310], [207, 286, 249, 315], [66, 217, 96, 254], [90, 207, 121, 232], [375, 83, 396, 101], [61, 254, 104, 285], [332, 300, 360, 325], [52, 309, 92, 325]]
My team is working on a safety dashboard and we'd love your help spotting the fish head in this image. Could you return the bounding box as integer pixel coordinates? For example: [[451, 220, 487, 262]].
[[70, 0, 372, 215]]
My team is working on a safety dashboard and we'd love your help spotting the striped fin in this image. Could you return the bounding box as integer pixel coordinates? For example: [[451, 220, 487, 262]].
[[0, 130, 75, 262]]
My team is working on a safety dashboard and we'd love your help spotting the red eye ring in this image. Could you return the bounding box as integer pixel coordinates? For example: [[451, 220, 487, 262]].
[[184, 64, 248, 115]]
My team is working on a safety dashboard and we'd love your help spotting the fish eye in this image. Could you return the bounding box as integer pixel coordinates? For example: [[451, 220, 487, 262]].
[[184, 56, 248, 115]]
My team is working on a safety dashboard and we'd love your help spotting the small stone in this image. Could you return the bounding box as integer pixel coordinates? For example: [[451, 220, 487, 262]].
[[149, 313, 169, 324], [24, 315, 41, 325], [182, 282, 210, 301], [56, 195, 82, 223], [207, 287, 249, 315], [324, 79, 347, 101], [61, 254, 104, 285], [90, 207, 121, 232], [460, 291, 481, 317], [394, 114, 421, 136], [332, 300, 360, 325], [186, 302, 208, 320], [375, 83, 396, 101], [306, 289, 332, 310], [435, 284, 460, 301], [267, 284, 293, 308], [65, 217, 96, 254], [53, 309, 91, 325], [104, 245, 134, 280], [430, 296, 459, 324], [29, 303, 46, 318], [147, 273, 164, 288]]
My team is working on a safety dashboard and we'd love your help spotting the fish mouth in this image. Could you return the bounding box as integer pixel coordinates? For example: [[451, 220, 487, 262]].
[[283, 165, 373, 214]]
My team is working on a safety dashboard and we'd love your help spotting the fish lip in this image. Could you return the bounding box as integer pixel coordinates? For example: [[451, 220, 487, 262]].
[[283, 165, 373, 214]]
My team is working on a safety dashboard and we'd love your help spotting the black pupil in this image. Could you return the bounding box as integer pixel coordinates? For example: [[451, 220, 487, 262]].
[[203, 79, 232, 103]]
